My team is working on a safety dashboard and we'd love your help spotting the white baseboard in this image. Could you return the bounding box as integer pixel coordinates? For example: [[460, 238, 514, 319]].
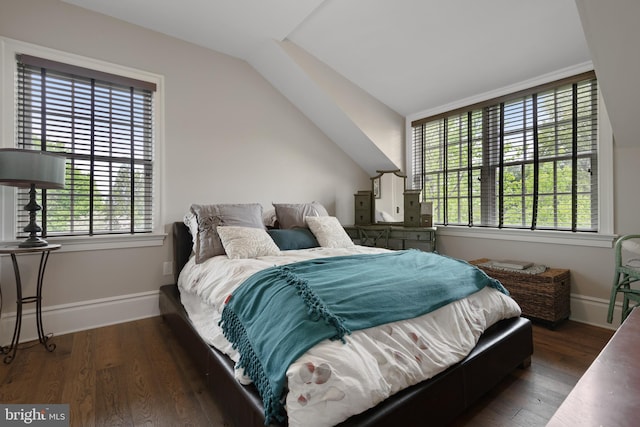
[[0, 290, 620, 347], [0, 290, 160, 346], [569, 293, 619, 330]]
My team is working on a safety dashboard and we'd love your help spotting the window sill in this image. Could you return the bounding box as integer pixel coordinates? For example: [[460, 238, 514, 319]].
[[1, 233, 167, 253], [437, 226, 616, 248]]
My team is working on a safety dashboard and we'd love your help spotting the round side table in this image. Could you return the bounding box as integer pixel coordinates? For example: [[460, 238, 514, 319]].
[[0, 243, 61, 363]]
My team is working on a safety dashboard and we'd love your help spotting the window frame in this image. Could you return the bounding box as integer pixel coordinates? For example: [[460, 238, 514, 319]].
[[1, 37, 165, 251], [406, 63, 615, 248]]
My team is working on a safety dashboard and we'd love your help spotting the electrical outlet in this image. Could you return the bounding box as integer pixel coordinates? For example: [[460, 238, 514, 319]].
[[162, 261, 173, 276]]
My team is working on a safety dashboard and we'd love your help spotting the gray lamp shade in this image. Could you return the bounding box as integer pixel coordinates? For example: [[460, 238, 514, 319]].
[[0, 148, 65, 189], [0, 149, 66, 247]]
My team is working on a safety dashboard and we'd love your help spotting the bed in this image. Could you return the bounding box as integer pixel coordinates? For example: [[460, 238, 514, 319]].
[[159, 203, 533, 427]]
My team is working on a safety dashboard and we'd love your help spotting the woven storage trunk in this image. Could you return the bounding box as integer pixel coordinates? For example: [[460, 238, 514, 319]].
[[470, 258, 570, 328]]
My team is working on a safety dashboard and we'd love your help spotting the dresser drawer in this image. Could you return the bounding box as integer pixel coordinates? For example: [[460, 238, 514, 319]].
[[355, 209, 372, 225], [403, 190, 421, 226], [389, 229, 433, 241], [344, 225, 437, 252], [354, 191, 372, 225]]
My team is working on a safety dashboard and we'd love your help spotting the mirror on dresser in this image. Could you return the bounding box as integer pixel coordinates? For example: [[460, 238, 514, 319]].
[[372, 169, 406, 224]]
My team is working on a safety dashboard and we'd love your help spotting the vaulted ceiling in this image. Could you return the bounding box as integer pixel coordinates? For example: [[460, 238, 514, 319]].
[[61, 0, 639, 174]]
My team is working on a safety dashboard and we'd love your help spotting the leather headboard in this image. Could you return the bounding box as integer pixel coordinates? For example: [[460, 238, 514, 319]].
[[173, 221, 193, 283]]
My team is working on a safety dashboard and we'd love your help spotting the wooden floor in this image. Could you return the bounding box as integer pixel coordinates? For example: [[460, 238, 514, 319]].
[[0, 317, 613, 427]]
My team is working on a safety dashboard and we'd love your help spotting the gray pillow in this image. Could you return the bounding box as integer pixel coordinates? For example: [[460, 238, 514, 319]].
[[190, 203, 264, 263], [273, 202, 329, 229]]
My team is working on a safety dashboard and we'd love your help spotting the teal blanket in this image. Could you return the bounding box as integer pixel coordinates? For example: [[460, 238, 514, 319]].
[[219, 250, 506, 424]]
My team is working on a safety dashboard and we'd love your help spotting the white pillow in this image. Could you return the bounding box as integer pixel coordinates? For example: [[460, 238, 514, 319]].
[[305, 216, 354, 248], [216, 226, 281, 259]]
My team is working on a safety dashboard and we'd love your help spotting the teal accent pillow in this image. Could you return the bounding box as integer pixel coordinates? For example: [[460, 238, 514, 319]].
[[267, 228, 319, 251]]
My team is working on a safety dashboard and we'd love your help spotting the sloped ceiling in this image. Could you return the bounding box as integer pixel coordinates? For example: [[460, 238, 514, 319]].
[[575, 0, 640, 148], [286, 0, 591, 117], [63, 0, 605, 173]]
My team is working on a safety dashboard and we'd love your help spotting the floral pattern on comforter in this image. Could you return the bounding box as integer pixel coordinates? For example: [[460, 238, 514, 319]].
[[178, 246, 521, 427]]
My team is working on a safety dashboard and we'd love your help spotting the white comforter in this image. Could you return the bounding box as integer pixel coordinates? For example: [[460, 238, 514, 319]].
[[178, 246, 521, 427]]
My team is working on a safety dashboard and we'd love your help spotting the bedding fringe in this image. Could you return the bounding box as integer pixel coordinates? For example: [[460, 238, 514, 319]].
[[276, 266, 351, 343], [219, 307, 284, 425]]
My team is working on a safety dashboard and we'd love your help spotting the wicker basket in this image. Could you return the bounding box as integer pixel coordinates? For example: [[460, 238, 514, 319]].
[[470, 258, 570, 328]]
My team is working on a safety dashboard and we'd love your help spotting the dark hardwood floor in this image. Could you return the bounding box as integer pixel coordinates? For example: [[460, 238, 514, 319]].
[[451, 321, 614, 427], [0, 316, 613, 427]]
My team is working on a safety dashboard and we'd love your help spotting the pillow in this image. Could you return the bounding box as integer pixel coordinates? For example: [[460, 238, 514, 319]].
[[217, 226, 281, 259], [262, 208, 278, 228], [273, 202, 329, 229], [267, 228, 320, 251], [305, 216, 355, 248], [375, 210, 396, 223], [189, 203, 264, 263]]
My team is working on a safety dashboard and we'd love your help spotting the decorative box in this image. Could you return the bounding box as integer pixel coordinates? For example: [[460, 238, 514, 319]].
[[470, 258, 570, 328]]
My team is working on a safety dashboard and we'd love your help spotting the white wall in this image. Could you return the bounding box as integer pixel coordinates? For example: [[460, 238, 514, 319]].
[[0, 0, 369, 342]]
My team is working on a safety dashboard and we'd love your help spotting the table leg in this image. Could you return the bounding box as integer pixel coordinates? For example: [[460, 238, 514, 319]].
[[2, 250, 55, 364], [36, 251, 55, 352], [2, 254, 24, 363]]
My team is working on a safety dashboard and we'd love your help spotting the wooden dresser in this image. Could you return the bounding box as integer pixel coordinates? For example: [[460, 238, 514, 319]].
[[343, 224, 437, 252], [547, 308, 640, 426]]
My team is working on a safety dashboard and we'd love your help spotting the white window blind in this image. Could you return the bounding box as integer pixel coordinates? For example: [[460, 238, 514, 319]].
[[411, 72, 598, 232], [16, 54, 156, 238]]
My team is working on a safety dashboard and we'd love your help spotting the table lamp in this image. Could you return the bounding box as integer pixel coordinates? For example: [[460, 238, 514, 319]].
[[0, 149, 66, 247]]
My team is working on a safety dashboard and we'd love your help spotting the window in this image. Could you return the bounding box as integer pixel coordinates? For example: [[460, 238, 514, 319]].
[[411, 71, 598, 232], [15, 54, 156, 238]]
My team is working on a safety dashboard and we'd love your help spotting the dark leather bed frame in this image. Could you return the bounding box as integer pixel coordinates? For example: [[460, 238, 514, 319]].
[[159, 222, 533, 426]]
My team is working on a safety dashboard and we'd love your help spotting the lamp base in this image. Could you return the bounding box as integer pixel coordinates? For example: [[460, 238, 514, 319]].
[[19, 236, 50, 248], [20, 183, 49, 248]]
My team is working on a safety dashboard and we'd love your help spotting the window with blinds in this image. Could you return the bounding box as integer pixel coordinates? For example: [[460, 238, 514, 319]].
[[16, 54, 156, 238], [411, 72, 598, 232]]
